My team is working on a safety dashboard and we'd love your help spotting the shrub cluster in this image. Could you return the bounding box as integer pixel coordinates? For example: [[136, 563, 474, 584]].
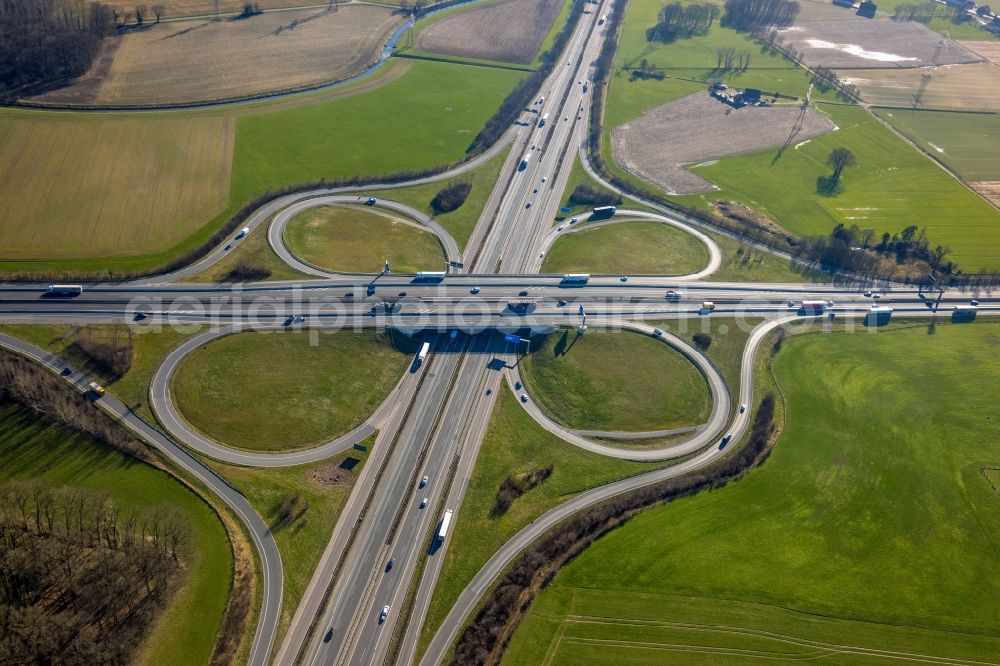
[[493, 464, 554, 516], [452, 394, 778, 665], [567, 184, 622, 207], [71, 328, 133, 378], [225, 261, 272, 282], [431, 181, 473, 214]]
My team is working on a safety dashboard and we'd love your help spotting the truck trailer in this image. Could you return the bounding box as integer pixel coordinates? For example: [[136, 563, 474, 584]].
[[437, 509, 454, 542], [590, 205, 617, 220], [413, 342, 430, 369], [414, 271, 446, 282], [46, 284, 83, 297], [561, 274, 590, 284], [800, 300, 830, 313]]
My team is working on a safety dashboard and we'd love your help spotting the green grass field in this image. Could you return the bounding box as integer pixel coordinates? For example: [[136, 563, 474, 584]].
[[376, 144, 512, 251], [0, 109, 234, 274], [0, 58, 520, 275], [541, 221, 709, 275], [0, 401, 233, 666], [873, 108, 1000, 181], [173, 330, 413, 451], [694, 103, 1000, 271], [207, 434, 373, 645], [283, 205, 446, 273], [416, 389, 670, 659], [231, 60, 522, 204], [519, 329, 711, 431], [507, 321, 1000, 664]]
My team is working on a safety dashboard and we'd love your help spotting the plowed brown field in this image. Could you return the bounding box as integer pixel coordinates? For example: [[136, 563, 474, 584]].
[[414, 0, 563, 64]]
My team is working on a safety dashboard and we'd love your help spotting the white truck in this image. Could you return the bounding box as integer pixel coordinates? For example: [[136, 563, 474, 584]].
[[46, 284, 83, 297], [437, 508, 454, 542], [519, 153, 531, 171], [538, 113, 549, 127], [414, 342, 430, 368], [702, 301, 715, 311]]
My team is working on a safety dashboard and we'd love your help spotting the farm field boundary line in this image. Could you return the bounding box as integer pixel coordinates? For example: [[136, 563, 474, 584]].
[[869, 105, 998, 116], [393, 52, 535, 72]]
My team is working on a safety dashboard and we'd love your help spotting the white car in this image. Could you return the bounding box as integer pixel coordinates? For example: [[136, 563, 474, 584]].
[[541, 176, 547, 183], [620, 275, 629, 282], [739, 403, 747, 413], [971, 298, 980, 306], [872, 293, 881, 299], [557, 226, 564, 231], [379, 606, 389, 623], [864, 290, 873, 297], [419, 475, 428, 488], [420, 497, 428, 509], [569, 217, 578, 224]]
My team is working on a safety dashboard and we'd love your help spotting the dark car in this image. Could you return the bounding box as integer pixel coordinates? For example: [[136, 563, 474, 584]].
[[385, 558, 395, 572], [519, 290, 529, 296], [61, 367, 73, 377]]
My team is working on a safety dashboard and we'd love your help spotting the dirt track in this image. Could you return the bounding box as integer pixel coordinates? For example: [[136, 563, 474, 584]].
[[612, 92, 835, 195], [414, 0, 563, 64]]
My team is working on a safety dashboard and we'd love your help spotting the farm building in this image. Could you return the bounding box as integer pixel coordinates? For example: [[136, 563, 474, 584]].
[[709, 84, 765, 108], [857, 0, 877, 17], [832, 0, 855, 7]]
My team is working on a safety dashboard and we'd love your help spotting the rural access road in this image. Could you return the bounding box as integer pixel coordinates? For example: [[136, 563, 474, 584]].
[[0, 333, 283, 666]]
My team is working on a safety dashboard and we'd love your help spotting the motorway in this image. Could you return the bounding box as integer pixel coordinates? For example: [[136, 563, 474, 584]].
[[1, 0, 997, 663]]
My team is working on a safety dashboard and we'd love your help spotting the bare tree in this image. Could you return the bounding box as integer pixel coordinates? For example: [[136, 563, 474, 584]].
[[134, 4, 146, 25], [827, 147, 856, 186], [152, 4, 163, 22]]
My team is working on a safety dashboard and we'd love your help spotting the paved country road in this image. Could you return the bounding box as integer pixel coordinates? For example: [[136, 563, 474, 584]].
[[0, 333, 283, 666]]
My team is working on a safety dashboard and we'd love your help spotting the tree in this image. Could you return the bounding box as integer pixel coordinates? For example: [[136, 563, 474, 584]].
[[152, 4, 163, 22], [827, 148, 856, 184], [134, 4, 147, 25]]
